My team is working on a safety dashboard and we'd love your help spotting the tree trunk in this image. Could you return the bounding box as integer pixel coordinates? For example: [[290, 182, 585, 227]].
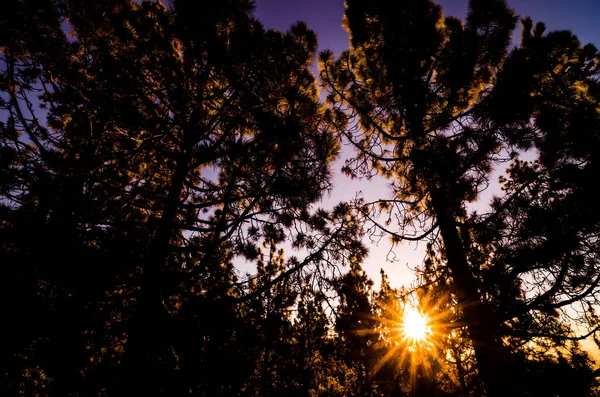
[[121, 156, 189, 393], [432, 193, 516, 397]]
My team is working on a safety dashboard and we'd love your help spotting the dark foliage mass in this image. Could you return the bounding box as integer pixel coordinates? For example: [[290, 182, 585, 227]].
[[0, 0, 599, 396]]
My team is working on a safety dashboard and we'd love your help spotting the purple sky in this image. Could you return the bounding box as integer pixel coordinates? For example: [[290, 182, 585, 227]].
[[254, 0, 599, 57], [252, 0, 600, 289]]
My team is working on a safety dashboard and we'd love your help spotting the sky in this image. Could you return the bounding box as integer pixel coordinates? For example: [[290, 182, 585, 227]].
[[252, 0, 600, 289], [254, 0, 600, 54]]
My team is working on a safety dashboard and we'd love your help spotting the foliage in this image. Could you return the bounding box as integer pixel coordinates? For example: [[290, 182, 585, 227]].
[[0, 0, 363, 394], [321, 0, 600, 395]]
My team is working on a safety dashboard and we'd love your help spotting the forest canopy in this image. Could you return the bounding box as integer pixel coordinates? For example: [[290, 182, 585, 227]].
[[1, 0, 599, 396]]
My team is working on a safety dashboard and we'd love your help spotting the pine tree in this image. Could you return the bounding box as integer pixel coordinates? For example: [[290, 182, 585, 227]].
[[333, 261, 379, 396], [321, 0, 600, 395], [0, 0, 364, 393]]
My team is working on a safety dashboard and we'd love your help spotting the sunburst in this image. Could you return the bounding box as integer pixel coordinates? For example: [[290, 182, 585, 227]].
[[366, 292, 461, 395], [402, 307, 431, 343]]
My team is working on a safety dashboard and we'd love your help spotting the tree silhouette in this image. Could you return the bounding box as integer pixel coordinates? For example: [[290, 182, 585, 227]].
[[0, 0, 364, 394], [333, 260, 379, 396], [321, 0, 600, 395]]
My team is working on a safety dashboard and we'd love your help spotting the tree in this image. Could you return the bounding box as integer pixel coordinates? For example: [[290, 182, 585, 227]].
[[0, 0, 364, 393], [289, 272, 339, 396], [333, 260, 382, 396], [321, 0, 600, 395]]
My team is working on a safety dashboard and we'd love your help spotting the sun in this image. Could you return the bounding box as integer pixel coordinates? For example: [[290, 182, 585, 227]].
[[402, 307, 431, 342]]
